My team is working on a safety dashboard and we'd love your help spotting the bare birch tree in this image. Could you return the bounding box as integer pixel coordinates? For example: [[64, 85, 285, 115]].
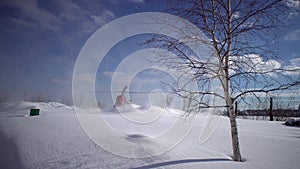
[[146, 0, 300, 161]]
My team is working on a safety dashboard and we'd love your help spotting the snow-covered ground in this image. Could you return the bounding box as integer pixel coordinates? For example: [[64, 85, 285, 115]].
[[0, 102, 300, 169]]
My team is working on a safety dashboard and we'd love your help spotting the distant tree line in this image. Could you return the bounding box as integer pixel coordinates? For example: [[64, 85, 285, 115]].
[[238, 109, 300, 118]]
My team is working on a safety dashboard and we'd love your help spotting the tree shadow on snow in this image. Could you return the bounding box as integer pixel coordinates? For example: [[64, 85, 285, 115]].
[[131, 158, 231, 169], [0, 131, 23, 169]]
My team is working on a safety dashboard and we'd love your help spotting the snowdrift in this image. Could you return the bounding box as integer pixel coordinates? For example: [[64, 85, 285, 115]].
[[0, 102, 300, 169]]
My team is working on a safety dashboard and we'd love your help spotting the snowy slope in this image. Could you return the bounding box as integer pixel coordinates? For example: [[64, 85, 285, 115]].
[[0, 102, 300, 169]]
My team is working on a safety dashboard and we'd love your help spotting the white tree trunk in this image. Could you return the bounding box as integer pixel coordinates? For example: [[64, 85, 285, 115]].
[[227, 100, 242, 161], [225, 0, 241, 162]]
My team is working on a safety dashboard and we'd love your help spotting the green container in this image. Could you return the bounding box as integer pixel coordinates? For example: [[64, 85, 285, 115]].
[[30, 109, 40, 116]]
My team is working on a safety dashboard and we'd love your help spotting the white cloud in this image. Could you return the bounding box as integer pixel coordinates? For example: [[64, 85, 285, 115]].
[[9, 16, 37, 29], [285, 0, 300, 8], [1, 0, 62, 30], [290, 57, 300, 65], [104, 71, 126, 79], [230, 54, 282, 75], [91, 10, 115, 27], [128, 0, 145, 3], [285, 0, 300, 16], [73, 73, 94, 84], [0, 0, 116, 31], [56, 1, 115, 30], [285, 29, 300, 41], [54, 0, 115, 35], [54, 0, 88, 21], [283, 57, 300, 75], [51, 77, 71, 84], [103, 70, 171, 86], [232, 12, 240, 19], [262, 59, 282, 71]]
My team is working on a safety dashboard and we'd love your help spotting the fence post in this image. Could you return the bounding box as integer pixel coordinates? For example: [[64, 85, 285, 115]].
[[235, 101, 238, 117], [270, 97, 273, 121]]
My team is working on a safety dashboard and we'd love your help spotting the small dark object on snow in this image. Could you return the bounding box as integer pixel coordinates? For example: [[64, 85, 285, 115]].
[[283, 119, 300, 126], [295, 119, 300, 126], [30, 109, 40, 116]]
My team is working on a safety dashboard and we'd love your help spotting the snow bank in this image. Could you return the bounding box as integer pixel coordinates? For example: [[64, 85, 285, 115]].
[[0, 101, 71, 112], [284, 118, 300, 126]]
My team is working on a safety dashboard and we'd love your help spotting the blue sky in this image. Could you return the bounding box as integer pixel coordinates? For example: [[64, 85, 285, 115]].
[[0, 0, 300, 106], [0, 0, 165, 104]]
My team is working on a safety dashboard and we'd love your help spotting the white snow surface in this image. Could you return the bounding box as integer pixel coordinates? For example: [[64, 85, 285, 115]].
[[0, 101, 300, 169]]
